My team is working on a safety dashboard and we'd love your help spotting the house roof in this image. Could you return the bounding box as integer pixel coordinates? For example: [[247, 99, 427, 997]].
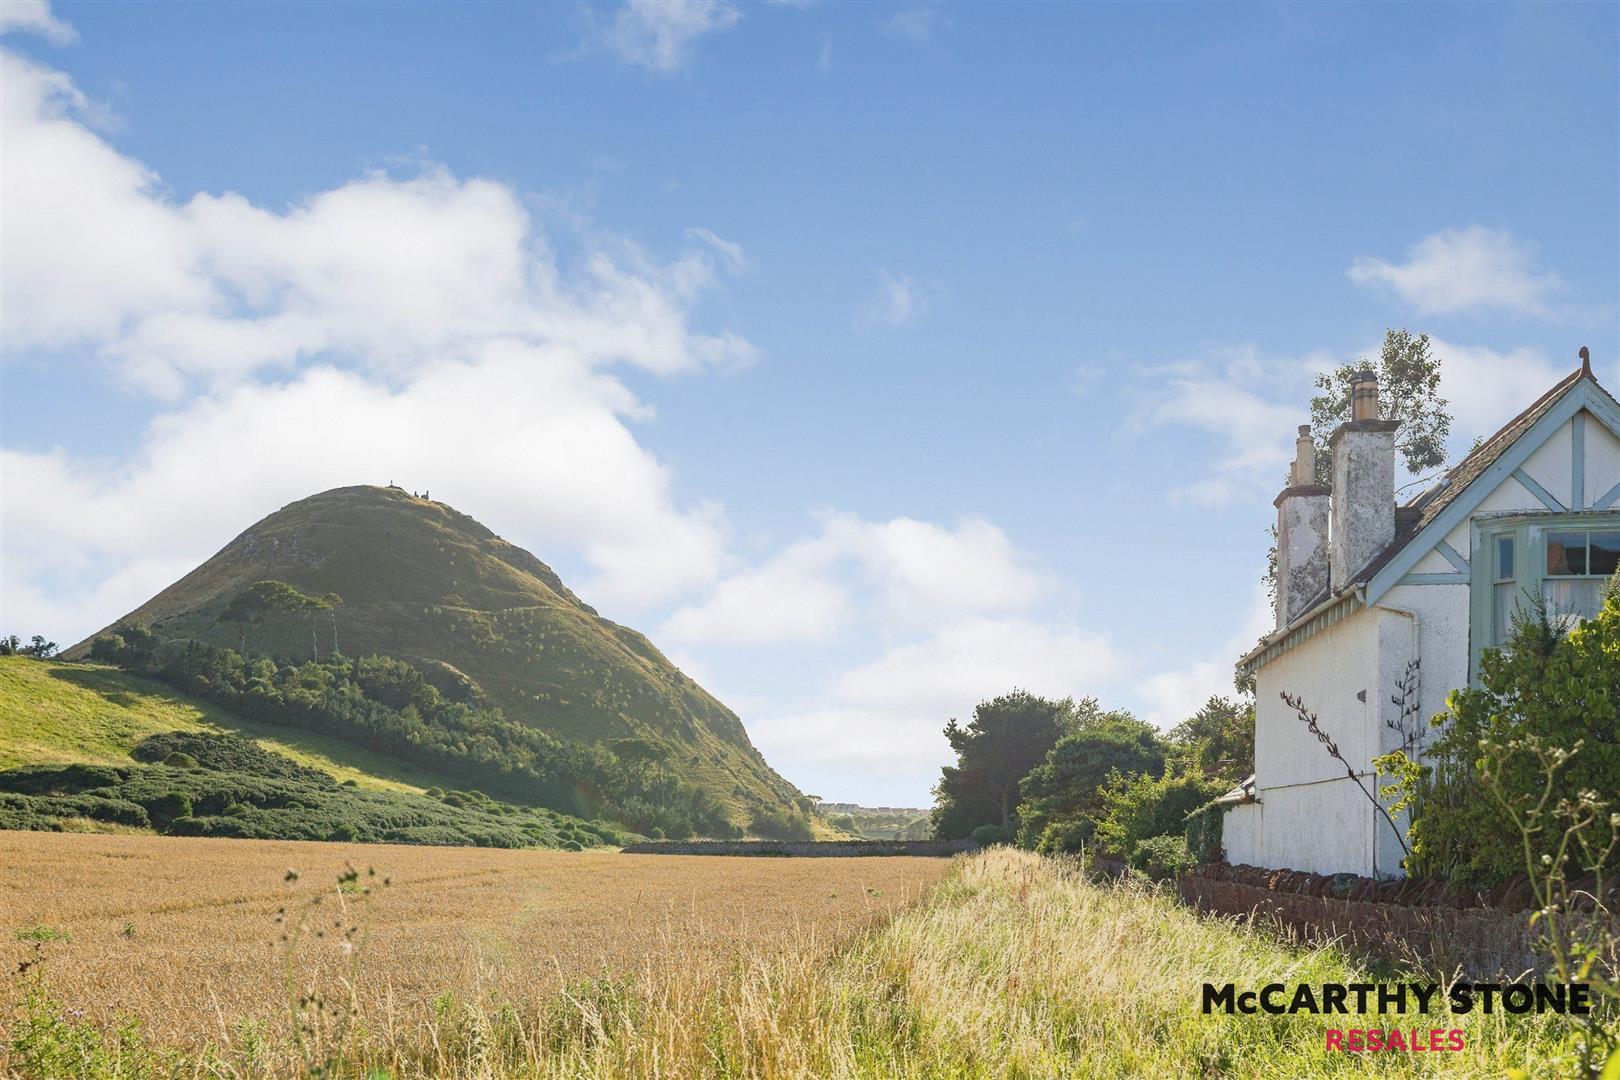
[[1239, 360, 1617, 675], [1346, 364, 1592, 589]]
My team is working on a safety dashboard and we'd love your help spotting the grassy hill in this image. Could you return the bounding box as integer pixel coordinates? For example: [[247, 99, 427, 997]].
[[63, 485, 808, 829], [0, 656, 622, 847], [1, 656, 458, 794]]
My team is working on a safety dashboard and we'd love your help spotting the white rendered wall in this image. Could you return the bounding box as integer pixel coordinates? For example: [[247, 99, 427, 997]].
[[1222, 802, 1262, 866]]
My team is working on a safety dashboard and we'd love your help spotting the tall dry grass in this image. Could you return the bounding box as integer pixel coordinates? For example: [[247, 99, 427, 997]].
[[4, 846, 1603, 1078]]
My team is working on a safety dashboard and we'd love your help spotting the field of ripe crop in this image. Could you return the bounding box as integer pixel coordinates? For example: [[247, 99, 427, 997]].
[[0, 831, 948, 1052], [3, 837, 1603, 1079]]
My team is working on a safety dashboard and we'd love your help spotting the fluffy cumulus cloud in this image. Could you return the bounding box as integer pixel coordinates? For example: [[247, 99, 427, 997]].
[[0, 0, 75, 43], [606, 0, 740, 74], [665, 513, 1107, 801], [749, 617, 1121, 800], [0, 46, 751, 637], [663, 512, 1042, 646], [1349, 226, 1563, 318]]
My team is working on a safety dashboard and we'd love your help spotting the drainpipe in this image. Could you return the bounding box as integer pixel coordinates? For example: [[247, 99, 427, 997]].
[[1366, 586, 1421, 880]]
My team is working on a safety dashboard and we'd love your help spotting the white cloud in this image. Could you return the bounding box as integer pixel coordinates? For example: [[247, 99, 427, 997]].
[[1348, 226, 1562, 318], [1137, 587, 1271, 730], [884, 6, 936, 41], [1137, 345, 1316, 506], [662, 511, 1041, 646], [661, 540, 850, 646], [750, 616, 1121, 801], [606, 0, 740, 74], [683, 226, 747, 273], [666, 510, 1083, 801], [0, 0, 75, 44], [1137, 337, 1576, 508], [1428, 338, 1569, 448], [860, 270, 925, 326], [0, 53, 752, 641]]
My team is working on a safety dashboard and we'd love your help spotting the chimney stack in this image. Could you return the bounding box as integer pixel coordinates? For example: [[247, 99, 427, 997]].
[[1274, 425, 1330, 628], [1329, 371, 1399, 590]]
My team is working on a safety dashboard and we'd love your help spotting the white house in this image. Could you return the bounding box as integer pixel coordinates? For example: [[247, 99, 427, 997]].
[[1222, 352, 1620, 878]]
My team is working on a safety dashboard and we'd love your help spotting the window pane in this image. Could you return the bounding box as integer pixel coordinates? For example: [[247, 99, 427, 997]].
[[1496, 536, 1514, 581], [1546, 578, 1601, 622], [1546, 531, 1587, 576], [1493, 581, 1517, 642], [1590, 532, 1620, 577]]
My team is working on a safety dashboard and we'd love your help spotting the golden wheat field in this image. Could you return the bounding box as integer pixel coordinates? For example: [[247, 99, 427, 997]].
[[0, 831, 950, 1050]]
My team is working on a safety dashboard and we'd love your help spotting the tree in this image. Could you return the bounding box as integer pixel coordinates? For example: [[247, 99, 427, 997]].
[[1397, 590, 1620, 887], [217, 580, 334, 658], [1264, 328, 1453, 610], [0, 635, 58, 659], [1167, 696, 1254, 782], [1308, 329, 1451, 488], [1091, 769, 1226, 862], [1014, 708, 1166, 852], [930, 691, 1079, 840]]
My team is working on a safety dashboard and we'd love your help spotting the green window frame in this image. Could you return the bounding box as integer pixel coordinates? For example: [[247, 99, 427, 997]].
[[1470, 511, 1620, 679]]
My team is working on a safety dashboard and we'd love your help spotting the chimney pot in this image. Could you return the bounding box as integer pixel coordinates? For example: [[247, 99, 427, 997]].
[[1351, 369, 1380, 422], [1290, 425, 1316, 486]]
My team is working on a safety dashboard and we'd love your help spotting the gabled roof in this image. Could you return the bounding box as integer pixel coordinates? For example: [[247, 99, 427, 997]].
[[1348, 365, 1593, 590], [1240, 361, 1620, 676]]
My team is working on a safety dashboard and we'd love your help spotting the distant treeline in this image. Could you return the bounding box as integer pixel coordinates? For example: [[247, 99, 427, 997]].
[[88, 626, 812, 841]]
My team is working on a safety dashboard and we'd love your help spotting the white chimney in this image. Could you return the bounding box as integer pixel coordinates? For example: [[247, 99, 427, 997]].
[[1329, 370, 1398, 590], [1275, 425, 1330, 627]]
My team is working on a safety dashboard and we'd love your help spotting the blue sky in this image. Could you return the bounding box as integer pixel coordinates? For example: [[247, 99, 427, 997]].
[[2, 1, 1616, 805]]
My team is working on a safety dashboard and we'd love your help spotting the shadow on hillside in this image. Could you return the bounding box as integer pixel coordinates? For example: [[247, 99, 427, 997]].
[[48, 664, 165, 709]]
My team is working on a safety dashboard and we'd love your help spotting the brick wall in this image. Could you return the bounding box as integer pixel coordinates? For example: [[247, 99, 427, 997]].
[[620, 839, 977, 857]]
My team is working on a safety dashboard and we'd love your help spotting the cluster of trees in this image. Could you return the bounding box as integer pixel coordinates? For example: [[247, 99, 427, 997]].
[[930, 690, 1253, 875], [86, 624, 802, 841], [0, 731, 616, 849], [0, 635, 58, 658]]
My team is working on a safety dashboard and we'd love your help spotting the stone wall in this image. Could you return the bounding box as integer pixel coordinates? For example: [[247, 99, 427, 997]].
[[620, 839, 977, 857], [1176, 863, 1620, 979]]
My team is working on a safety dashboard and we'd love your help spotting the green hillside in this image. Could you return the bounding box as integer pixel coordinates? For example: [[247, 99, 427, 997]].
[[0, 656, 619, 848], [2, 656, 446, 793], [63, 485, 809, 830]]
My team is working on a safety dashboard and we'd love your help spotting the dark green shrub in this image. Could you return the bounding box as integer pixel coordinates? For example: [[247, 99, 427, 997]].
[[162, 752, 198, 769], [1130, 834, 1194, 879], [328, 823, 359, 842], [146, 792, 193, 827], [971, 824, 1013, 847], [747, 808, 814, 841], [1092, 771, 1225, 861], [1403, 592, 1620, 887]]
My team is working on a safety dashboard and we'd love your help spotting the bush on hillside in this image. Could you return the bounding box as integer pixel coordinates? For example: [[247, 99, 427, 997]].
[[1091, 770, 1225, 862], [87, 628, 766, 840], [0, 732, 609, 850]]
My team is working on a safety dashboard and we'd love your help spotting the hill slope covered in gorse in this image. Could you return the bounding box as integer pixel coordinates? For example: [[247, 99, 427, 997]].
[[63, 484, 808, 832]]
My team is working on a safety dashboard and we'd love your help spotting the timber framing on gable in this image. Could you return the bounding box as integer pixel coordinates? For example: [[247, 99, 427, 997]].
[[1364, 379, 1620, 607]]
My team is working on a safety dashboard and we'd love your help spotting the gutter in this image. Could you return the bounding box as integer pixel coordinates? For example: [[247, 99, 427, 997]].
[[1236, 584, 1366, 681]]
